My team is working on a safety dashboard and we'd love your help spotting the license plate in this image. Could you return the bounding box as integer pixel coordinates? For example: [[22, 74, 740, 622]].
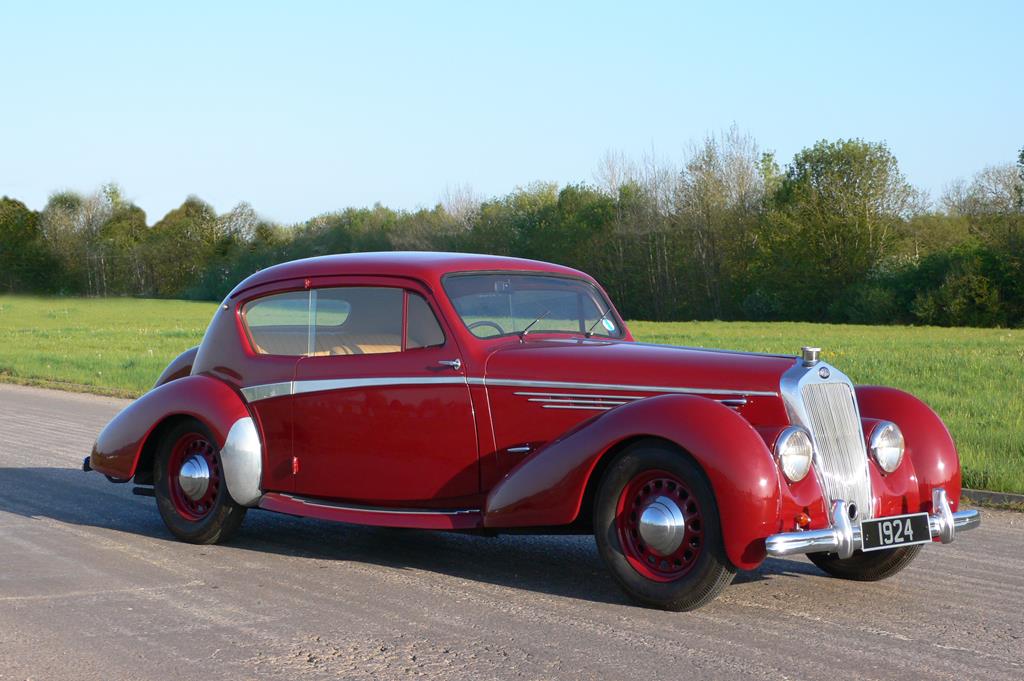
[[860, 513, 931, 552]]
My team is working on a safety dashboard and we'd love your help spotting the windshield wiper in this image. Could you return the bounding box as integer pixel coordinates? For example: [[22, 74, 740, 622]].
[[584, 307, 613, 337], [519, 310, 551, 340]]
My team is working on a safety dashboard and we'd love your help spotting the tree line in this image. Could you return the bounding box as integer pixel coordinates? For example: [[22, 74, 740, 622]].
[[2, 131, 1023, 327]]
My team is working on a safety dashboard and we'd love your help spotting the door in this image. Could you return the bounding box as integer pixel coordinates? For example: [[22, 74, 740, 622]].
[[290, 283, 479, 504]]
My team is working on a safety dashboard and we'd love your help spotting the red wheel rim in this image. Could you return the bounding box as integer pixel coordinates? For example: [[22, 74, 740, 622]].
[[616, 469, 704, 582], [167, 432, 221, 521]]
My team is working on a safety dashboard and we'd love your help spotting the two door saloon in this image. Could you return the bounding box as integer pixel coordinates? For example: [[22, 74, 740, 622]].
[[86, 252, 980, 610]]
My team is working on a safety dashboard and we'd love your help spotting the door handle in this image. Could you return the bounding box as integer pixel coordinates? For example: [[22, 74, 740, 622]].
[[438, 358, 462, 371]]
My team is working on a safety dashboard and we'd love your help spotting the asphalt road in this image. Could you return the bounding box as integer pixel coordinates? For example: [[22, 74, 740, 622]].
[[0, 384, 1020, 681]]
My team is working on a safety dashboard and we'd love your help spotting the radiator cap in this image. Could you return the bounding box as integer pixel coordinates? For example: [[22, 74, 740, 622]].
[[801, 346, 821, 366]]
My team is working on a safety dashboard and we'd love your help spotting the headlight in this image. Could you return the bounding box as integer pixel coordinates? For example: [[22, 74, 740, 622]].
[[775, 427, 814, 482], [870, 421, 905, 473]]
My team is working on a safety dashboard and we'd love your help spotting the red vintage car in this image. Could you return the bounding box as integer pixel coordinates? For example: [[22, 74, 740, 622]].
[[87, 252, 980, 610]]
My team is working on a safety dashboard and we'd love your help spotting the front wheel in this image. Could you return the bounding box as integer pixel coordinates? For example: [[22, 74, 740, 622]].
[[808, 545, 922, 581], [594, 440, 735, 611], [154, 419, 247, 544]]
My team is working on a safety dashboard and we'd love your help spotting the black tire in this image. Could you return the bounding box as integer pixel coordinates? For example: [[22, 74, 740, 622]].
[[593, 440, 735, 611], [153, 419, 246, 544], [808, 544, 922, 581]]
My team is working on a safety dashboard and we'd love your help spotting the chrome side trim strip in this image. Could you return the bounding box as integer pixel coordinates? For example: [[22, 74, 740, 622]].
[[219, 417, 263, 507], [241, 376, 469, 402], [293, 376, 468, 396], [240, 376, 777, 403], [279, 493, 479, 516], [482, 377, 777, 397]]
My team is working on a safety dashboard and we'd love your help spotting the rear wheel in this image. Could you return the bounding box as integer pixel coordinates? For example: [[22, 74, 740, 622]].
[[808, 545, 922, 581], [594, 440, 735, 611], [154, 419, 246, 544]]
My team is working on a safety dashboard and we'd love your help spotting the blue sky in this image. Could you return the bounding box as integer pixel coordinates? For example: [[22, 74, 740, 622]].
[[1, 1, 1021, 223]]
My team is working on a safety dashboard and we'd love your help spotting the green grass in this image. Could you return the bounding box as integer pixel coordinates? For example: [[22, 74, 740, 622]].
[[631, 321, 1024, 495], [1, 295, 1021, 494], [0, 295, 217, 396]]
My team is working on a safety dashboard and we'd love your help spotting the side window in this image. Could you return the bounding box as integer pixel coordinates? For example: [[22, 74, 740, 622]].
[[242, 290, 311, 356], [312, 287, 403, 355], [244, 286, 445, 357], [406, 293, 445, 349]]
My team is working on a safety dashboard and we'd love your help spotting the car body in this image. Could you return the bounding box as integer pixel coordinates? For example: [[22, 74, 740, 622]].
[[87, 252, 981, 609]]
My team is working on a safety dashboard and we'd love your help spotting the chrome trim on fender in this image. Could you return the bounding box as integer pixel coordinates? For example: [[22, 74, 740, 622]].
[[515, 391, 646, 401], [764, 489, 981, 559], [515, 390, 753, 412], [240, 382, 293, 402], [219, 417, 263, 507], [531, 398, 629, 405], [542, 404, 616, 411]]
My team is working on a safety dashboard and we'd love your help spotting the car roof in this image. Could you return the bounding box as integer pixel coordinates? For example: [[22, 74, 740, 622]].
[[228, 251, 593, 297]]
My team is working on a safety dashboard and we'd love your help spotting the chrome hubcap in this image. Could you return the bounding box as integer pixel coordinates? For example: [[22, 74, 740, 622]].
[[637, 495, 686, 555], [178, 454, 211, 501]]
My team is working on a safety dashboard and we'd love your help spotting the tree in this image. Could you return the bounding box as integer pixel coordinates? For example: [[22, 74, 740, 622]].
[[751, 139, 920, 317], [673, 126, 769, 318], [143, 196, 219, 297], [0, 198, 57, 292], [38, 189, 117, 294], [97, 201, 148, 295]]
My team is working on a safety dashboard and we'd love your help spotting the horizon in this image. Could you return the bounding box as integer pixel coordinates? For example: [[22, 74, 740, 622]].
[[2, 1, 1021, 224]]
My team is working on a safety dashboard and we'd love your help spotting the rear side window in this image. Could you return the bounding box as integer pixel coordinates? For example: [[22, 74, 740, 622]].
[[312, 287, 403, 355], [242, 287, 446, 356], [242, 291, 310, 356]]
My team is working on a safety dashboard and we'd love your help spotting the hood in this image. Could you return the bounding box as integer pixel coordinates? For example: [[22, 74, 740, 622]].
[[483, 338, 797, 400]]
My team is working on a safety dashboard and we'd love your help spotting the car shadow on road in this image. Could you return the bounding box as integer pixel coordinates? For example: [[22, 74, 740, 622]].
[[0, 466, 823, 607]]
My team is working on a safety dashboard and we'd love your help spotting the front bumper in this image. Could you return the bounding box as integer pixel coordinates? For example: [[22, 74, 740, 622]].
[[765, 488, 981, 560]]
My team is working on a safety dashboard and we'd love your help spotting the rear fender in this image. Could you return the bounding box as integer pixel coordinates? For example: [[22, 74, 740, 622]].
[[153, 346, 199, 388], [855, 386, 962, 512], [90, 374, 263, 506], [484, 394, 783, 569]]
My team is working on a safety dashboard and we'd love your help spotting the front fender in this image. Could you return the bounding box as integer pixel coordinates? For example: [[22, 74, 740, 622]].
[[484, 394, 783, 569], [90, 375, 262, 506], [856, 386, 962, 512]]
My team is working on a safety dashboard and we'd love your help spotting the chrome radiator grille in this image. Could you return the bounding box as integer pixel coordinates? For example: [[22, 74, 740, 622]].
[[801, 382, 874, 519]]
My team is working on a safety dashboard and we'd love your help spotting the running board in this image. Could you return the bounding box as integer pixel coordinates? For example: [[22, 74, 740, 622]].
[[258, 492, 483, 530]]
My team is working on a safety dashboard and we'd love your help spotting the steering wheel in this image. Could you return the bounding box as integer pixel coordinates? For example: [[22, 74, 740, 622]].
[[467, 320, 506, 336]]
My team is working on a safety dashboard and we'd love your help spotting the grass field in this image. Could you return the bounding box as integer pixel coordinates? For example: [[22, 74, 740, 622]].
[[1, 295, 1021, 494]]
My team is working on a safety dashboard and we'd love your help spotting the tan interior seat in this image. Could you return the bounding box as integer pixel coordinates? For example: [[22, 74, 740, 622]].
[[313, 331, 401, 355]]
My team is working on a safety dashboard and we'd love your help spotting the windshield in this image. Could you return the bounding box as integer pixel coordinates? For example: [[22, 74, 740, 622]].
[[443, 273, 624, 339]]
